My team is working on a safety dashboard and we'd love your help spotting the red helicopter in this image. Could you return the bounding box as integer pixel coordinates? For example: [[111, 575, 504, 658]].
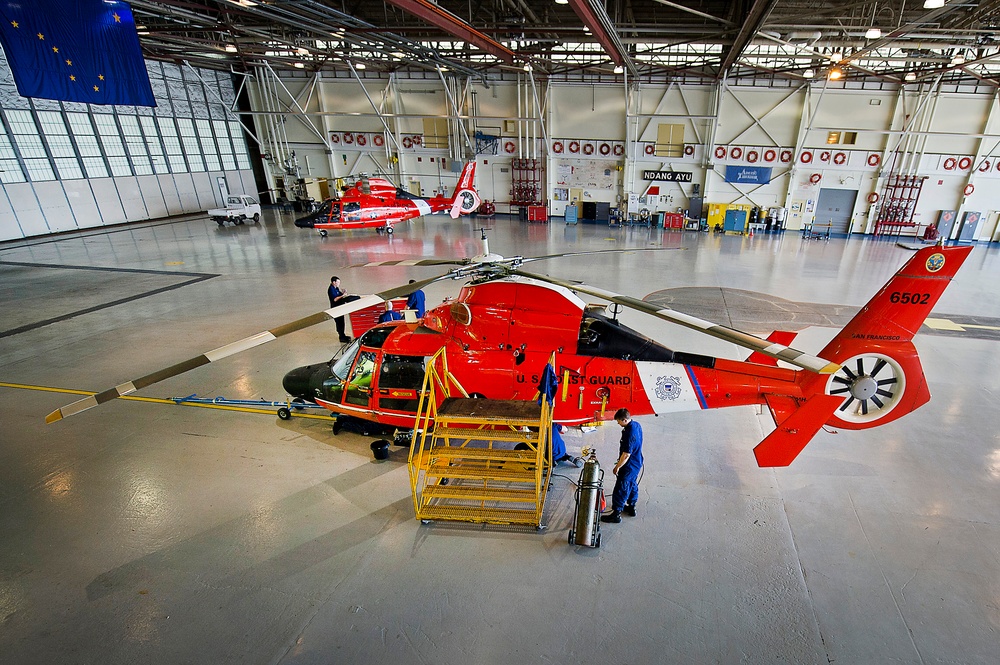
[[294, 161, 481, 236], [46, 236, 971, 467]]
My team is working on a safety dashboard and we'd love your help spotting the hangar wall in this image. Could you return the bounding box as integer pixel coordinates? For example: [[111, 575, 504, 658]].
[[0, 55, 256, 241], [254, 72, 1000, 239]]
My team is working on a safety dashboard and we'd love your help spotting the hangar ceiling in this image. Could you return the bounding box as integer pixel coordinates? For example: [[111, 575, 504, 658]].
[[130, 0, 1000, 86]]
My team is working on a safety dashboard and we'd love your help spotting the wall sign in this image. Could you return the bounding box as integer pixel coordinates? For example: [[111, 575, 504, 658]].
[[724, 166, 773, 184], [642, 170, 693, 182]]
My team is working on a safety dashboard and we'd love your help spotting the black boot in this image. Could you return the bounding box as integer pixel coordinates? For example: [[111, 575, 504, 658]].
[[623, 505, 637, 517], [600, 510, 622, 523]]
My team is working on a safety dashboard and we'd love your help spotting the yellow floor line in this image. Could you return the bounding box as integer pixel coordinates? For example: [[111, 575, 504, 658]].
[[0, 381, 336, 421]]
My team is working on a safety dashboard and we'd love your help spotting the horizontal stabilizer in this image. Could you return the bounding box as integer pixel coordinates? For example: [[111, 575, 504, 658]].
[[753, 393, 844, 467], [747, 331, 798, 367]]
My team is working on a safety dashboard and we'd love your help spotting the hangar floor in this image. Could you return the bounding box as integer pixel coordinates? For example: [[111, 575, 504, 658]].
[[1, 211, 998, 664]]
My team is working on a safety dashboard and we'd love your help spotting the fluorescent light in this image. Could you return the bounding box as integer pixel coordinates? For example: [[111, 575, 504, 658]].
[[613, 64, 624, 74], [555, 0, 569, 4], [225, 44, 238, 53], [355, 62, 366, 70], [865, 27, 882, 39], [391, 51, 405, 58], [294, 62, 305, 69], [523, 62, 532, 71], [905, 72, 917, 81], [803, 68, 814, 78], [923, 0, 944, 7]]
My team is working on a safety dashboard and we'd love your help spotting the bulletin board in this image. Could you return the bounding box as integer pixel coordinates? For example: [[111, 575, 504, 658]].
[[554, 159, 619, 190]]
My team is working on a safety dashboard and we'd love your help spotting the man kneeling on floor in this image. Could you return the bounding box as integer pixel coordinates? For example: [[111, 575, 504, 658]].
[[601, 408, 643, 523]]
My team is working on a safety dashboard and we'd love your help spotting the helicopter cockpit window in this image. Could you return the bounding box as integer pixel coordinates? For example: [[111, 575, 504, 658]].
[[358, 326, 392, 349], [343, 202, 361, 213], [379, 354, 426, 412], [345, 351, 376, 406], [330, 339, 361, 380]]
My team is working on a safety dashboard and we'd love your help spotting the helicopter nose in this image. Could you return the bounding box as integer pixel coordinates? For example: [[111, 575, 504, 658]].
[[294, 216, 315, 228], [282, 364, 325, 400]]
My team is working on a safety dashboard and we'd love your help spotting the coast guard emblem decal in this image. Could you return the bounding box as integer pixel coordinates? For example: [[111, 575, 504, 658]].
[[655, 376, 682, 401]]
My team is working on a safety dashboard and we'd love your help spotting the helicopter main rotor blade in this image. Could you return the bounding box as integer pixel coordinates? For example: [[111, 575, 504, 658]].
[[351, 258, 470, 268], [45, 274, 448, 424], [519, 247, 684, 264], [512, 269, 840, 375], [351, 247, 682, 269]]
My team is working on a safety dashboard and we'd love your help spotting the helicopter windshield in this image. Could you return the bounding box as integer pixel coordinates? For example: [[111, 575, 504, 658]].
[[330, 339, 361, 380]]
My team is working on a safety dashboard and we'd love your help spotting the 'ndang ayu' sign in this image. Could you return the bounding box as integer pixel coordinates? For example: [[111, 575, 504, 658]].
[[642, 170, 693, 182]]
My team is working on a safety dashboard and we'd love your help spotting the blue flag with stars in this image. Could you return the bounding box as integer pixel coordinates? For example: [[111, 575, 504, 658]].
[[0, 0, 155, 106]]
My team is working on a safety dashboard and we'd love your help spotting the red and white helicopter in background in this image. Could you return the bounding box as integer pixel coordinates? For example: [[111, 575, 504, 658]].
[[294, 161, 481, 236], [46, 229, 972, 468]]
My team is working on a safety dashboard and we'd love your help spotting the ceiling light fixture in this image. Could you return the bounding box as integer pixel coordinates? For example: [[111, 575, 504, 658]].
[[296, 47, 309, 55], [923, 0, 944, 8], [803, 68, 815, 78], [523, 62, 532, 72], [225, 44, 237, 53], [905, 72, 917, 81], [828, 67, 843, 80], [865, 27, 882, 39], [355, 62, 366, 70], [951, 54, 966, 65], [391, 51, 405, 59], [294, 62, 305, 69], [613, 64, 624, 74], [555, 0, 569, 4]]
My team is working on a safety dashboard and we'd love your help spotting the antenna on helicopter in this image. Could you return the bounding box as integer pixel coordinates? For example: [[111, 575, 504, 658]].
[[607, 302, 624, 323]]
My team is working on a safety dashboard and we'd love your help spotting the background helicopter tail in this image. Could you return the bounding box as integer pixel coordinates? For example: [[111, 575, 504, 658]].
[[754, 243, 973, 467], [449, 161, 481, 218]]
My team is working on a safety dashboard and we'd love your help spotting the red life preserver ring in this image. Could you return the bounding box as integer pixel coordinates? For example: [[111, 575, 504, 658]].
[[583, 143, 595, 155], [746, 150, 759, 163], [943, 157, 957, 170], [373, 135, 384, 147], [553, 141, 564, 154], [833, 152, 847, 165], [413, 136, 422, 145], [809, 173, 822, 184], [356, 134, 367, 147], [964, 183, 975, 196], [867, 192, 879, 204], [780, 149, 792, 163], [958, 156, 972, 170], [330, 133, 340, 144], [715, 146, 726, 159], [867, 153, 880, 167], [504, 141, 516, 154], [613, 144, 625, 156], [730, 146, 743, 160], [764, 149, 776, 162], [820, 150, 831, 162], [979, 159, 990, 172], [683, 145, 694, 156], [570, 141, 581, 154], [402, 136, 413, 149], [599, 143, 611, 156], [644, 144, 654, 155], [800, 150, 813, 164], [343, 132, 354, 144]]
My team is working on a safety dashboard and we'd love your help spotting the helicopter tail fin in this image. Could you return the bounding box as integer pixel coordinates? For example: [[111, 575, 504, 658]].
[[756, 244, 973, 467], [449, 161, 481, 218]]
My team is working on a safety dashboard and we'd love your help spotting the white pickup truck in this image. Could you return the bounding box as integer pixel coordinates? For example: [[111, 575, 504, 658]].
[[208, 195, 261, 226]]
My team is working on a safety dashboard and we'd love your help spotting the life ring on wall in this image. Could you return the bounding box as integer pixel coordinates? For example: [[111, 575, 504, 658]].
[[552, 141, 564, 154], [943, 157, 957, 170], [504, 141, 516, 154], [356, 134, 367, 147], [330, 133, 340, 144], [958, 156, 973, 170], [683, 144, 694, 156], [746, 150, 759, 163], [764, 149, 776, 162], [343, 132, 354, 144], [614, 144, 625, 156], [373, 135, 384, 147], [800, 151, 813, 164], [820, 150, 831, 162], [833, 152, 847, 165], [570, 141, 581, 154], [599, 143, 611, 156], [583, 143, 595, 155], [644, 144, 654, 155], [964, 183, 975, 196], [413, 136, 422, 145], [867, 153, 880, 167], [978, 159, 990, 172], [730, 146, 743, 160], [402, 136, 413, 149], [867, 192, 879, 204], [780, 149, 792, 163], [715, 146, 727, 159], [809, 173, 822, 184]]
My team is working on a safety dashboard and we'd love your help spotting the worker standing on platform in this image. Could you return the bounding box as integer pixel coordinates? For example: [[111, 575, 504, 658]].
[[601, 408, 643, 524], [328, 276, 360, 343], [406, 279, 426, 318]]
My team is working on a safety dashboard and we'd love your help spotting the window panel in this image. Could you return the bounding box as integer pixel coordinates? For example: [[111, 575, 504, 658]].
[[106, 155, 131, 177], [177, 118, 204, 171], [54, 157, 83, 179], [23, 158, 55, 181], [82, 156, 109, 178], [221, 154, 237, 170], [0, 158, 26, 183]]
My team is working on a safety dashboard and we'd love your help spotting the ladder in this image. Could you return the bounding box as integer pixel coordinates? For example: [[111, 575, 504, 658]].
[[408, 348, 553, 527]]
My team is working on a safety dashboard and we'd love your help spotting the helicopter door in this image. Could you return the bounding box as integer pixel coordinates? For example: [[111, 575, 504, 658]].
[[374, 354, 427, 416], [344, 350, 377, 409]]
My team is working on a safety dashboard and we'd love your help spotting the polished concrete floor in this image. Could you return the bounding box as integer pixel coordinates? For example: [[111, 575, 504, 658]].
[[1, 211, 999, 664]]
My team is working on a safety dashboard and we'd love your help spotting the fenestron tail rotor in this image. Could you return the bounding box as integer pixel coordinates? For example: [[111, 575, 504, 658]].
[[511, 268, 841, 375], [44, 273, 450, 424], [826, 353, 905, 423]]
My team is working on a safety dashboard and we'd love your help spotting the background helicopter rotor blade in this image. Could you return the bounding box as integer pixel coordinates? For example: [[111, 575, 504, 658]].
[[518, 247, 685, 264], [512, 268, 840, 375], [45, 274, 449, 424]]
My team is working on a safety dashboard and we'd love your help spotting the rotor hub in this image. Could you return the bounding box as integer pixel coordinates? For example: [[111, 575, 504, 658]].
[[850, 375, 878, 400]]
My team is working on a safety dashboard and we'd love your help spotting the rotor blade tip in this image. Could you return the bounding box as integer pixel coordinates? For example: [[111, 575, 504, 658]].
[[820, 362, 841, 374], [45, 410, 63, 424]]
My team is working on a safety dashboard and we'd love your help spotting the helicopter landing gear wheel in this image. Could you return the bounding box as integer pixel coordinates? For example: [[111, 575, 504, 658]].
[[319, 230, 328, 237], [277, 407, 291, 420], [386, 226, 394, 234], [291, 397, 306, 411], [332, 418, 343, 435]]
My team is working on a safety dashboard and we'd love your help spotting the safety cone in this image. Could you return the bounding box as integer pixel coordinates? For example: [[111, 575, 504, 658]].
[[748, 225, 754, 237]]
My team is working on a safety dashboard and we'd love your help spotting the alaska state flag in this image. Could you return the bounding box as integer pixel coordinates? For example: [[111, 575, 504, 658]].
[[0, 0, 155, 106]]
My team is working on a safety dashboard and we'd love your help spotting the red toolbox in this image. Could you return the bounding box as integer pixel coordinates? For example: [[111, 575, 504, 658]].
[[527, 205, 549, 222]]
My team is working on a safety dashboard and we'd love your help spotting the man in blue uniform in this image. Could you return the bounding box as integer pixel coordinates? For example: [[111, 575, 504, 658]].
[[405, 279, 426, 318], [551, 423, 583, 467], [601, 408, 643, 523], [328, 276, 360, 343], [378, 301, 403, 323]]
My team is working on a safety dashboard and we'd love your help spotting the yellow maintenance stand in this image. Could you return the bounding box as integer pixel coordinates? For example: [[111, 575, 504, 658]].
[[408, 348, 553, 528]]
